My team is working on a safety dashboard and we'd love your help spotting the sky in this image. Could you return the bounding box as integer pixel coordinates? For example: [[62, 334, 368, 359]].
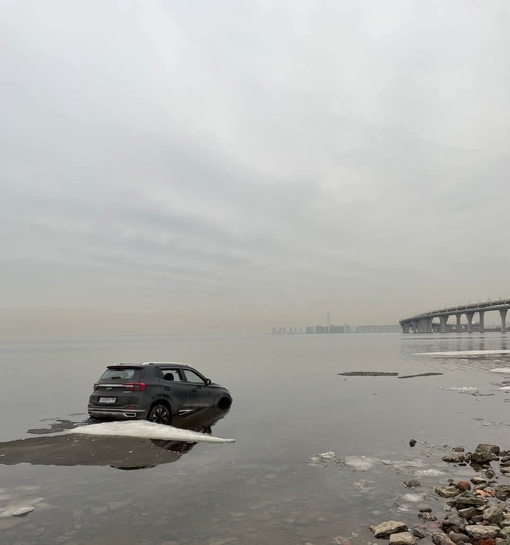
[[1, 0, 510, 337]]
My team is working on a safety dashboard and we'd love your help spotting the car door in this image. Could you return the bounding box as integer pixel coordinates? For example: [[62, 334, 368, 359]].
[[159, 368, 193, 415], [181, 368, 214, 409]]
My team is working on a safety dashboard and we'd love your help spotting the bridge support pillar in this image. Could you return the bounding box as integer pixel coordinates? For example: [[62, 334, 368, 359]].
[[420, 318, 432, 333], [500, 309, 508, 333], [401, 322, 410, 334], [479, 311, 485, 333], [439, 316, 449, 333], [466, 312, 474, 333], [455, 314, 462, 333], [411, 321, 418, 333]]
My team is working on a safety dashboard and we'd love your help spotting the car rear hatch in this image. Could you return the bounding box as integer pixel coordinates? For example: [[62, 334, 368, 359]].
[[90, 366, 145, 407]]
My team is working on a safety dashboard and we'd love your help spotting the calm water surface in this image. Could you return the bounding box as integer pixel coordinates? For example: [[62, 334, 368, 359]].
[[2, 332, 510, 545]]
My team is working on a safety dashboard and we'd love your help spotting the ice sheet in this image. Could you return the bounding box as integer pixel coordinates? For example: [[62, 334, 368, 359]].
[[68, 421, 235, 443], [491, 368, 510, 374], [415, 350, 510, 356], [344, 456, 378, 471]]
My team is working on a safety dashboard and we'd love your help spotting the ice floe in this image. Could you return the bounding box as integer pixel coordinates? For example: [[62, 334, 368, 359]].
[[344, 456, 378, 471], [416, 350, 510, 356], [491, 368, 510, 374], [69, 421, 235, 443], [308, 451, 336, 467], [415, 468, 445, 477]]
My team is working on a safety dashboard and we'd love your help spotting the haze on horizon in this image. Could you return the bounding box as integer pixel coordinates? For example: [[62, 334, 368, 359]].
[[1, 1, 510, 338]]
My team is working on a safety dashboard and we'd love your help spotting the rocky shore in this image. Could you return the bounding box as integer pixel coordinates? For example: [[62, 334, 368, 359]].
[[370, 443, 510, 545]]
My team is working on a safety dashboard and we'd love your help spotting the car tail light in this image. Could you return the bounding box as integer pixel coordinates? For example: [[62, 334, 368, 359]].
[[123, 382, 146, 391]]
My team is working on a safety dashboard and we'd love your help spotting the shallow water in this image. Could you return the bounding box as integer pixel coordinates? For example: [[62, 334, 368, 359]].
[[1, 332, 510, 544]]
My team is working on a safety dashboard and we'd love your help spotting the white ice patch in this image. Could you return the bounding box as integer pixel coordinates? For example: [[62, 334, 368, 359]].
[[69, 421, 235, 443], [499, 386, 510, 391], [402, 493, 424, 503], [490, 368, 510, 374], [441, 387, 479, 393], [416, 350, 510, 356], [381, 459, 425, 469], [344, 456, 378, 471], [308, 451, 336, 467], [415, 468, 445, 477]]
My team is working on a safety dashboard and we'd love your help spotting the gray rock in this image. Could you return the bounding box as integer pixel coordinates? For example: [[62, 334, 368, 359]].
[[495, 485, 510, 500], [432, 532, 456, 545], [435, 486, 461, 498], [389, 532, 417, 545], [442, 453, 466, 463], [11, 507, 34, 517], [441, 514, 466, 531], [405, 480, 421, 488], [471, 477, 487, 485], [465, 525, 501, 539], [471, 452, 492, 463], [500, 527, 510, 538], [458, 507, 477, 520], [448, 532, 469, 544], [412, 529, 426, 539], [486, 469, 497, 479], [452, 492, 486, 506], [484, 505, 505, 524], [453, 447, 465, 452], [418, 506, 432, 513], [476, 444, 500, 455], [371, 521, 409, 538], [419, 513, 437, 521]]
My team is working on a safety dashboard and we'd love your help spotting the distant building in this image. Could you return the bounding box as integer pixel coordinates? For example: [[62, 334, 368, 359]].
[[329, 325, 344, 333], [355, 325, 401, 333]]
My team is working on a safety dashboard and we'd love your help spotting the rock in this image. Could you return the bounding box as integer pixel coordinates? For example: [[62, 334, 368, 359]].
[[371, 521, 409, 538], [405, 480, 422, 488], [435, 486, 461, 498], [432, 532, 456, 545], [471, 477, 487, 485], [495, 486, 510, 501], [458, 507, 477, 519], [472, 452, 493, 464], [448, 532, 469, 544], [465, 525, 501, 539], [419, 513, 437, 521], [484, 506, 505, 524], [409, 439, 417, 447], [476, 444, 501, 455], [443, 453, 466, 463], [486, 470, 496, 479], [452, 492, 486, 506], [418, 506, 432, 513], [471, 515, 484, 522], [478, 539, 496, 545], [453, 447, 466, 452], [413, 529, 426, 539], [389, 532, 417, 545], [500, 527, 510, 539], [457, 481, 472, 491], [441, 514, 466, 532]]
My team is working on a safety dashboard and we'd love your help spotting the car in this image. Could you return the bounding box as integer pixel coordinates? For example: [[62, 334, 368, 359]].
[[88, 362, 233, 424]]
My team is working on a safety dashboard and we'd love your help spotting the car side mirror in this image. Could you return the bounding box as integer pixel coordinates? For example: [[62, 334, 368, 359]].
[[205, 378, 212, 385]]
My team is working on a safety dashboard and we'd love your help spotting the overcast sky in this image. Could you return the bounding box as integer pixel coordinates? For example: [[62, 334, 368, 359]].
[[1, 0, 510, 337]]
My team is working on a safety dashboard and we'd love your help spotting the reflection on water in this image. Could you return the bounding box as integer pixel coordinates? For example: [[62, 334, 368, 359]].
[[0, 407, 231, 470]]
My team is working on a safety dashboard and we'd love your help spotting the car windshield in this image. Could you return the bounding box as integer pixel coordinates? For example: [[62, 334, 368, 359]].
[[100, 368, 138, 380]]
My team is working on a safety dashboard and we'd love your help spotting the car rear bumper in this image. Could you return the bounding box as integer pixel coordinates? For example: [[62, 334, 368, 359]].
[[88, 406, 146, 419]]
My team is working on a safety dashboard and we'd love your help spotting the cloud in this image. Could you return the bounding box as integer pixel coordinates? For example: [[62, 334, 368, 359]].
[[1, 0, 510, 334]]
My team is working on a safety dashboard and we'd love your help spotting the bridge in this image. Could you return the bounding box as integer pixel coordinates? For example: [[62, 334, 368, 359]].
[[400, 299, 510, 334]]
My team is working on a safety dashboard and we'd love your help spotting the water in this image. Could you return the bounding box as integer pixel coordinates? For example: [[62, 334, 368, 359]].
[[2, 332, 510, 544]]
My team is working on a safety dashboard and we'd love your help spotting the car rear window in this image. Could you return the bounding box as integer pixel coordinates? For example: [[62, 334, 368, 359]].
[[100, 368, 139, 380]]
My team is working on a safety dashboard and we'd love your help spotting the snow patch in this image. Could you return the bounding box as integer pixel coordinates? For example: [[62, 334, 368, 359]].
[[69, 421, 235, 443], [344, 456, 378, 471], [490, 368, 510, 374], [308, 451, 336, 467], [402, 493, 424, 503], [415, 468, 445, 477], [416, 350, 510, 356], [441, 387, 479, 393]]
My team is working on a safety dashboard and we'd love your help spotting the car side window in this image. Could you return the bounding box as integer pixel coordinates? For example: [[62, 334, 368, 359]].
[[161, 369, 182, 382], [182, 369, 206, 384]]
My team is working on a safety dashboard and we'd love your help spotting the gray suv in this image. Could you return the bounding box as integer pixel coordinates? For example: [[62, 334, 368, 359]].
[[88, 362, 232, 424]]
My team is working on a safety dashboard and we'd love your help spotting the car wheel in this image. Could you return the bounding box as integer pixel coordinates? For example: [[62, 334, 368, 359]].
[[147, 403, 172, 425]]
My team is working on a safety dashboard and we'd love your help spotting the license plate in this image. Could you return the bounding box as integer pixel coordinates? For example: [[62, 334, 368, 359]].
[[99, 397, 117, 404]]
